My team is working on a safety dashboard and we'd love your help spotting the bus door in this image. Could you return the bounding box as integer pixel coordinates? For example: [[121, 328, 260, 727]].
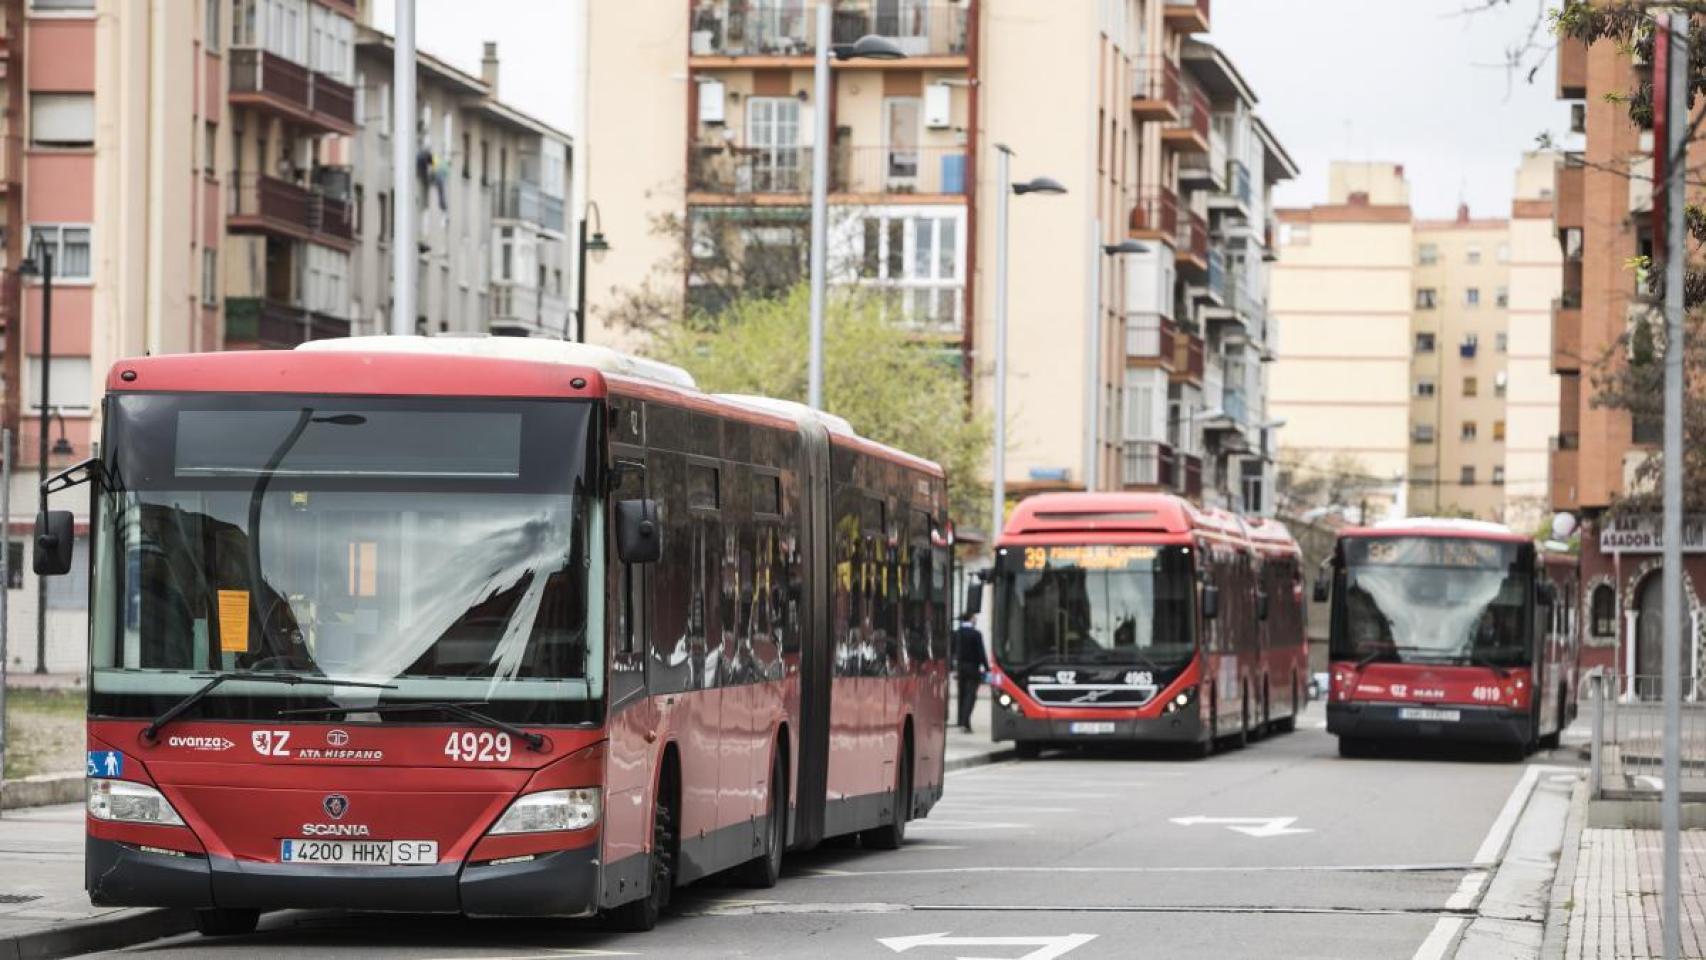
[[606, 433, 655, 879], [793, 419, 833, 849]]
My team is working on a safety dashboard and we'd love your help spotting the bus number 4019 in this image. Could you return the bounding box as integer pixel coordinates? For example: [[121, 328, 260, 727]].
[[444, 731, 511, 763]]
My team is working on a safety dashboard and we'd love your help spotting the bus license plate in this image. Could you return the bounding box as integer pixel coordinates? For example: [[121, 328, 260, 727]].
[[280, 839, 438, 866], [1398, 707, 1461, 723], [1069, 721, 1117, 735]]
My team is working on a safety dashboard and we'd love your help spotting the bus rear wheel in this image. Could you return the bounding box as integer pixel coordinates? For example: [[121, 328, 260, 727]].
[[193, 908, 259, 937], [1272, 677, 1299, 734], [860, 737, 912, 851], [736, 748, 787, 888]]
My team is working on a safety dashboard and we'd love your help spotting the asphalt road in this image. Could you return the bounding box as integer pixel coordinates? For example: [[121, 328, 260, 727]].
[[92, 705, 1583, 960]]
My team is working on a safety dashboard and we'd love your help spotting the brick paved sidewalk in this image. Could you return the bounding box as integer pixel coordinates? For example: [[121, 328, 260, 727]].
[[1563, 829, 1706, 959]]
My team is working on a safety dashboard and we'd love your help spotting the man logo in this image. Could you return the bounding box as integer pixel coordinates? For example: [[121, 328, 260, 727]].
[[323, 794, 350, 820], [326, 729, 350, 747]]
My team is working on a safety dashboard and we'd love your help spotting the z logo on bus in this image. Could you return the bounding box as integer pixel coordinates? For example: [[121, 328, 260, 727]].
[[252, 730, 292, 757]]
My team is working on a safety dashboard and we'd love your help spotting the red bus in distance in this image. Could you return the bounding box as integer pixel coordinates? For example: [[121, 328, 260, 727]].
[[1320, 518, 1579, 757], [40, 337, 950, 935]]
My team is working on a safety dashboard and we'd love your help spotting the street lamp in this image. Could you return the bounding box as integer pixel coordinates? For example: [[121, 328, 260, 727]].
[[806, 13, 908, 410], [17, 233, 52, 674], [1085, 239, 1150, 490], [991, 144, 1067, 542], [48, 408, 72, 459], [573, 201, 610, 342]]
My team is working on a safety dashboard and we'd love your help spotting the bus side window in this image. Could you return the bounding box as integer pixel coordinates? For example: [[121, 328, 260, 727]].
[[611, 450, 649, 657]]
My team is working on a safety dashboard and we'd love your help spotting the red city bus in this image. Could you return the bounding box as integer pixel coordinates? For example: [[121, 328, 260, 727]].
[[1320, 518, 1578, 757], [1246, 516, 1310, 734], [35, 338, 950, 935], [978, 492, 1302, 757]]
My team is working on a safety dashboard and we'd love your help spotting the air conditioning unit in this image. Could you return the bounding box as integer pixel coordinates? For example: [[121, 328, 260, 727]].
[[925, 83, 951, 129]]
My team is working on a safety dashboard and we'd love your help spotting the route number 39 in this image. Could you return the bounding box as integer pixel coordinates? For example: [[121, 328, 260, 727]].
[[443, 731, 511, 763]]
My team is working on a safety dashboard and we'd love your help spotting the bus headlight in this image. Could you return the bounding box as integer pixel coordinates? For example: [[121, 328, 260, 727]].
[[1163, 686, 1197, 715], [489, 788, 601, 834], [997, 692, 1019, 712], [87, 779, 185, 827]]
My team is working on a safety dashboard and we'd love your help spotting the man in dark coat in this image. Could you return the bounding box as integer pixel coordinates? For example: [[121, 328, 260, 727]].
[[952, 613, 989, 732]]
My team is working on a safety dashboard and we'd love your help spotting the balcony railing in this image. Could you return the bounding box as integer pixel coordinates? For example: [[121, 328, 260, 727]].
[[224, 297, 350, 349], [866, 284, 963, 336], [495, 181, 567, 233], [229, 48, 356, 132], [1131, 185, 1179, 240], [1174, 333, 1206, 381], [689, 1, 968, 58], [1205, 248, 1226, 301], [1163, 0, 1210, 31], [1550, 443, 1579, 510], [1178, 208, 1208, 264], [1227, 159, 1253, 209], [1558, 154, 1584, 231], [1553, 296, 1582, 374], [832, 1, 968, 57], [1177, 453, 1204, 500], [1125, 312, 1176, 362], [228, 174, 354, 244], [1221, 388, 1246, 423], [1557, 35, 1587, 99], [1164, 82, 1210, 150], [490, 283, 570, 337], [1132, 58, 1181, 115], [835, 144, 968, 195], [1122, 440, 1175, 488], [690, 142, 812, 194]]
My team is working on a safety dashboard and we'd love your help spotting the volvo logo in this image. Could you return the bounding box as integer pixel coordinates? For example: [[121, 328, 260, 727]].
[[326, 729, 351, 747], [323, 794, 350, 820], [1072, 689, 1113, 704]]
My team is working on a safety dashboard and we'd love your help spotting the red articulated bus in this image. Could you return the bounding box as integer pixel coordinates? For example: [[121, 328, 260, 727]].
[[1320, 518, 1579, 758], [38, 337, 950, 935], [980, 492, 1305, 757]]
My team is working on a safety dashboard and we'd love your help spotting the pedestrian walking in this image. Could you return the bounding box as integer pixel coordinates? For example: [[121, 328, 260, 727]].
[[952, 613, 988, 732]]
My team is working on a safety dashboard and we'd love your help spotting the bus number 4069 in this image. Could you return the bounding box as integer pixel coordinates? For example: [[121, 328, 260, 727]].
[[443, 731, 511, 763]]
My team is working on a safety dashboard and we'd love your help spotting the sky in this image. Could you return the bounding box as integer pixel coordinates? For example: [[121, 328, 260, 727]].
[[368, 0, 1567, 221], [1210, 0, 1569, 218]]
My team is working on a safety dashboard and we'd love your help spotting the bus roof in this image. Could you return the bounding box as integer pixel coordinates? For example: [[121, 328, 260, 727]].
[[298, 335, 698, 388], [1340, 516, 1531, 544]]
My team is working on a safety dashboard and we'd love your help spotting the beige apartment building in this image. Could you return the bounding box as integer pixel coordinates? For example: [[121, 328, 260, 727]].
[[1271, 157, 1559, 525]]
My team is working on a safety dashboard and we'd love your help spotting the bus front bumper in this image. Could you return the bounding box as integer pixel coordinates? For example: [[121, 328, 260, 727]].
[[86, 836, 602, 918], [1327, 702, 1529, 745], [992, 704, 1203, 744]]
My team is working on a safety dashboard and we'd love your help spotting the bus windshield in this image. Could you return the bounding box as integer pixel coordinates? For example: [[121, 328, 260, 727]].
[[1336, 536, 1531, 668], [993, 544, 1194, 671], [88, 393, 602, 725]]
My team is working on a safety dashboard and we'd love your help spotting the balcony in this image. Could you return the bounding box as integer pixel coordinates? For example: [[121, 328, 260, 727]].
[[227, 174, 354, 249], [1171, 332, 1206, 384], [1208, 158, 1253, 214], [1121, 440, 1176, 489], [1130, 185, 1178, 244], [688, 1, 968, 61], [1557, 153, 1584, 230], [1125, 312, 1176, 368], [489, 283, 570, 337], [1179, 132, 1227, 192], [1175, 209, 1208, 274], [1552, 294, 1582, 374], [1221, 388, 1246, 423], [1163, 0, 1210, 34], [228, 48, 357, 135], [1162, 81, 1211, 155], [224, 297, 350, 349], [1557, 35, 1587, 99], [834, 144, 968, 196], [1176, 453, 1204, 500], [831, 1, 968, 59], [1131, 58, 1181, 122], [1550, 437, 1579, 510], [690, 142, 812, 196], [495, 181, 567, 234]]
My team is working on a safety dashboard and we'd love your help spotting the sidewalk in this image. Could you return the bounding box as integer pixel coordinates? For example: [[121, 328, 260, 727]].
[[1554, 827, 1706, 959], [0, 802, 192, 960], [944, 686, 1014, 771]]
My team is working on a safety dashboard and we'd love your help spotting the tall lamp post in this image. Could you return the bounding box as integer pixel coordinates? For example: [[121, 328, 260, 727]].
[[991, 143, 1066, 541], [573, 201, 610, 342], [1087, 238, 1149, 490], [805, 10, 905, 410], [18, 235, 53, 674]]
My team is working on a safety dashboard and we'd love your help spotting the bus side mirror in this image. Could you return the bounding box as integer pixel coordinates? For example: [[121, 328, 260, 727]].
[[962, 582, 983, 618], [1312, 578, 1330, 604], [1201, 583, 1220, 620], [1256, 590, 1270, 621], [33, 510, 74, 576], [615, 499, 662, 564]]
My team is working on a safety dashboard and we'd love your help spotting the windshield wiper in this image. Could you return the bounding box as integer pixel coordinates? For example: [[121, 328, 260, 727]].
[[142, 671, 396, 743], [277, 700, 547, 752], [1355, 644, 1430, 669]]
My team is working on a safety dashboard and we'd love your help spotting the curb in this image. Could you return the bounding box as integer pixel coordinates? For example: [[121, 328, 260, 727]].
[[944, 747, 1016, 773], [0, 774, 82, 811], [1538, 778, 1590, 960], [0, 907, 194, 960]]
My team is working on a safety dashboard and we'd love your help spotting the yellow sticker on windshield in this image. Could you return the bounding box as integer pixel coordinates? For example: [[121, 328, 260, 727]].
[[217, 590, 250, 653]]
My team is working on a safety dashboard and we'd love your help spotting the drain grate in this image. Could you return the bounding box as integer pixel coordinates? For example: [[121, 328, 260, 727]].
[[0, 894, 41, 904]]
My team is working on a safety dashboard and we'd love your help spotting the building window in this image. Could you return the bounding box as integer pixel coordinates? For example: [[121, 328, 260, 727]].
[[1496, 331, 1509, 352], [1591, 584, 1616, 637], [303, 244, 349, 319], [1491, 465, 1505, 485], [1415, 379, 1435, 398], [1465, 287, 1480, 308], [201, 248, 218, 306], [378, 190, 391, 243], [1413, 423, 1435, 444], [204, 121, 218, 176], [26, 225, 93, 281], [29, 0, 94, 10], [1415, 288, 1437, 309], [1495, 286, 1508, 308], [1460, 465, 1476, 486], [1462, 376, 1478, 397], [28, 356, 93, 410], [29, 93, 95, 148], [849, 208, 965, 333], [205, 0, 221, 50], [1418, 243, 1438, 265], [1415, 332, 1436, 353], [1493, 419, 1506, 441], [1461, 420, 1478, 441], [461, 132, 471, 179], [480, 139, 490, 185], [1466, 246, 1481, 264]]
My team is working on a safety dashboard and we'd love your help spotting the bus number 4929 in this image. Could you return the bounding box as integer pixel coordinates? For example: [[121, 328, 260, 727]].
[[443, 731, 511, 763]]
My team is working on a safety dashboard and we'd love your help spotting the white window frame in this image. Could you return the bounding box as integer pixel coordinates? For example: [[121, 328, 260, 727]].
[[745, 97, 802, 192], [26, 224, 93, 283], [29, 92, 95, 149], [849, 205, 965, 333], [28, 356, 93, 412], [201, 247, 219, 306]]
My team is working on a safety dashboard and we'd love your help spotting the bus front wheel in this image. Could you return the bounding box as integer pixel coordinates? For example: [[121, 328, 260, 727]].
[[1013, 741, 1042, 760], [194, 908, 259, 937]]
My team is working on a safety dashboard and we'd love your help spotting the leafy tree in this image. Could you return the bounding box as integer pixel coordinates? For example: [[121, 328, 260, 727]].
[[1274, 450, 1382, 521], [651, 284, 992, 535]]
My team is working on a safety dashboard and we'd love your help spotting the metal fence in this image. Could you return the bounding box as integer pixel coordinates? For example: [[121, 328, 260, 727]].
[[1588, 672, 1706, 800]]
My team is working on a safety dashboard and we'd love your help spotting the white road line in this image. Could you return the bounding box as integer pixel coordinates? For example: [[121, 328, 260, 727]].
[[1412, 917, 1466, 960], [797, 862, 1476, 879], [1471, 765, 1544, 866], [1444, 870, 1488, 911]]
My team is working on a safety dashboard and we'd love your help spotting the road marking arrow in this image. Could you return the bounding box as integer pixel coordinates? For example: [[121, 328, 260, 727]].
[[1169, 815, 1313, 838], [877, 932, 1098, 960]]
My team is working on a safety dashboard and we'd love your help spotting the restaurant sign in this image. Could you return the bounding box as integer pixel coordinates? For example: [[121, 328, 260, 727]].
[[1598, 514, 1706, 554]]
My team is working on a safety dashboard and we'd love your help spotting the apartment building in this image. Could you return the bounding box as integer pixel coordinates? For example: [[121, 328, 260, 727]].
[[1270, 157, 1559, 526]]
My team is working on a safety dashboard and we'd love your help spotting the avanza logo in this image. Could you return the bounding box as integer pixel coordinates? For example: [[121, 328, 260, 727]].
[[166, 735, 234, 752]]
